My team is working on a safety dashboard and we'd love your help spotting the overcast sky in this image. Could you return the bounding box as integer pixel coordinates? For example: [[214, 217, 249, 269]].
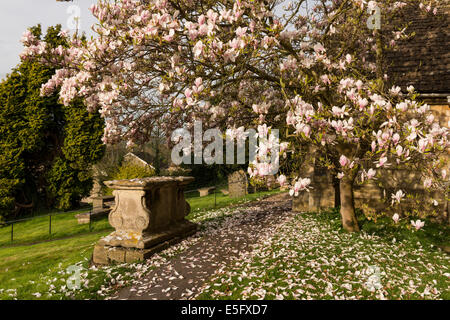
[[0, 0, 97, 79], [0, 0, 303, 80]]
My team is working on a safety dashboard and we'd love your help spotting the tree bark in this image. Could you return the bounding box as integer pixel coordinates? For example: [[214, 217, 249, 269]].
[[339, 177, 360, 232]]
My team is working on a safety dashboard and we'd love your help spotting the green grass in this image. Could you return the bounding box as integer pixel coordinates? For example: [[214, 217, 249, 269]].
[[0, 189, 282, 299], [0, 189, 282, 248], [186, 188, 282, 218], [0, 209, 113, 247], [0, 231, 108, 299], [196, 209, 450, 300], [0, 228, 164, 300], [2, 191, 448, 300]]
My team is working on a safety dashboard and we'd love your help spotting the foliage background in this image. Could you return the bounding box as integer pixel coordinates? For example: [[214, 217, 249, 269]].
[[0, 25, 104, 221]]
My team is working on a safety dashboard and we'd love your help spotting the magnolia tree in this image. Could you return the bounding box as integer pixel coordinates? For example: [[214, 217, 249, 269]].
[[22, 0, 449, 231]]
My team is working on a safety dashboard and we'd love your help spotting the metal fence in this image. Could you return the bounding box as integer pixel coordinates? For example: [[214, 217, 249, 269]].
[[1, 207, 95, 245], [0, 180, 280, 247]]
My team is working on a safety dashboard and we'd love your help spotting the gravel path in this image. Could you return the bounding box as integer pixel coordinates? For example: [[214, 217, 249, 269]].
[[111, 193, 293, 300]]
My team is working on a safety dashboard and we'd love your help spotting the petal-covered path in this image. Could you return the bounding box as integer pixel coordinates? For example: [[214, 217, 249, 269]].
[[111, 193, 293, 300], [105, 192, 449, 300]]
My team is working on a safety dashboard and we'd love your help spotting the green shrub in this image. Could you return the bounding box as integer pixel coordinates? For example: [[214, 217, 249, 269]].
[[112, 163, 156, 180]]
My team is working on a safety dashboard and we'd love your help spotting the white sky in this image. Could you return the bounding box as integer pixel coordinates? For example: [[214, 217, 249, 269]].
[[0, 0, 97, 79]]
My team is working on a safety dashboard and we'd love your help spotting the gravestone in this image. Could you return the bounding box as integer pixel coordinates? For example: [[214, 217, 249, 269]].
[[198, 187, 215, 197], [265, 175, 279, 190], [75, 195, 115, 225], [228, 170, 248, 198], [93, 176, 197, 265]]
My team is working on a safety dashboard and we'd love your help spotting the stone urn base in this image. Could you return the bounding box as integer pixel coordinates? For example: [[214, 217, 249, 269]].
[[91, 176, 198, 265], [93, 221, 197, 264]]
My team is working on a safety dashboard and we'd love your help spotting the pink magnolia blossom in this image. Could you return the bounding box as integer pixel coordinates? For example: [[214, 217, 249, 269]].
[[392, 213, 400, 223], [391, 190, 405, 205], [376, 157, 388, 168], [367, 168, 376, 179], [423, 178, 432, 188], [277, 175, 287, 186], [339, 155, 350, 167], [411, 219, 425, 231]]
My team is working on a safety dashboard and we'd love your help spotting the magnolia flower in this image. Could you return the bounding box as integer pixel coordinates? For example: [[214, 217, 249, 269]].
[[235, 26, 247, 37], [371, 141, 377, 152], [396, 145, 403, 157], [367, 168, 376, 179], [392, 213, 400, 224], [432, 199, 438, 206], [277, 175, 287, 186], [289, 178, 311, 196], [391, 190, 405, 205], [376, 157, 388, 168], [321, 74, 331, 85], [332, 105, 349, 118], [426, 114, 435, 124], [423, 178, 432, 188], [358, 98, 368, 110], [339, 155, 350, 167], [411, 219, 425, 231], [392, 133, 400, 145], [396, 102, 408, 112], [345, 54, 352, 64], [313, 43, 325, 53], [418, 138, 429, 153], [407, 85, 415, 93], [193, 40, 204, 58], [337, 172, 345, 179], [389, 86, 401, 96]]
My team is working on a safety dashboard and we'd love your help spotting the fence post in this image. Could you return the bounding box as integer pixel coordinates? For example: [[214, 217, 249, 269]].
[[89, 208, 92, 232], [11, 223, 13, 243], [214, 186, 217, 208], [49, 214, 52, 236]]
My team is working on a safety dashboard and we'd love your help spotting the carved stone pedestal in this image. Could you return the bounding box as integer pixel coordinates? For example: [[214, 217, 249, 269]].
[[93, 176, 197, 265]]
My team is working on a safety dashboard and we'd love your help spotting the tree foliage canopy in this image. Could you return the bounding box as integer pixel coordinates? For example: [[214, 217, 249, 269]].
[[20, 0, 449, 231]]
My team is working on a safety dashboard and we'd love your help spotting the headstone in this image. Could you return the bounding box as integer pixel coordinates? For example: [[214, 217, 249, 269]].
[[93, 176, 198, 265], [198, 187, 214, 197], [228, 170, 248, 198], [76, 195, 116, 225], [92, 195, 115, 211], [91, 179, 103, 197], [123, 152, 155, 170]]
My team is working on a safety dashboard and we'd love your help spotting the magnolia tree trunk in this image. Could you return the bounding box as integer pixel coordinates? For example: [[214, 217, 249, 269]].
[[339, 177, 360, 232]]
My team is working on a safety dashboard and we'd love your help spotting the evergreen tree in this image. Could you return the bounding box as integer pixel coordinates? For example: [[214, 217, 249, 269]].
[[0, 25, 104, 221]]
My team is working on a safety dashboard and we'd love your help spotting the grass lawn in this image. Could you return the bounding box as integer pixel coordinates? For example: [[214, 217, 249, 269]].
[[186, 188, 283, 218], [0, 188, 281, 248], [196, 209, 450, 300], [0, 191, 448, 300], [0, 209, 112, 247], [0, 189, 282, 299], [0, 231, 109, 299]]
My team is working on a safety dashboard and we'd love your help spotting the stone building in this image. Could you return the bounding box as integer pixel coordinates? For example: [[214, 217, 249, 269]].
[[122, 152, 156, 170], [294, 2, 450, 220]]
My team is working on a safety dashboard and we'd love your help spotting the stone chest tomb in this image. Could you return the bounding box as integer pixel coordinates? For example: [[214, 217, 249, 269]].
[[93, 176, 197, 265]]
